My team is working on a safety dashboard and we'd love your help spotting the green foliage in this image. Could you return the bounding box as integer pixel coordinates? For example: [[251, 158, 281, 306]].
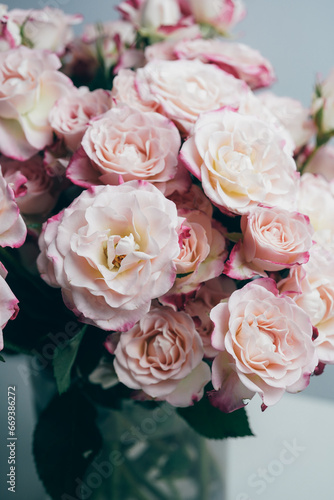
[[33, 388, 102, 500], [178, 395, 253, 440], [53, 326, 87, 394]]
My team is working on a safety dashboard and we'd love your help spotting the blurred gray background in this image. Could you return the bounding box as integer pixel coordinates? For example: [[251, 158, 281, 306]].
[[1, 0, 334, 499]]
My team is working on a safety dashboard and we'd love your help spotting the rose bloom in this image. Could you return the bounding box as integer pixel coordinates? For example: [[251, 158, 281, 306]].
[[37, 181, 181, 331], [49, 87, 112, 152], [0, 263, 19, 351], [180, 108, 298, 215], [111, 69, 160, 113], [118, 0, 181, 28], [117, 0, 199, 40], [0, 46, 73, 161], [180, 0, 246, 34], [167, 208, 227, 295], [259, 92, 315, 151], [1, 155, 61, 217], [114, 306, 211, 407], [224, 205, 314, 280], [303, 145, 334, 181], [0, 5, 21, 50], [135, 59, 249, 135], [312, 68, 334, 133], [67, 105, 181, 189], [184, 276, 236, 358], [297, 173, 334, 251], [9, 7, 82, 55], [0, 169, 26, 248], [278, 244, 334, 365], [210, 279, 318, 411], [174, 39, 275, 90]]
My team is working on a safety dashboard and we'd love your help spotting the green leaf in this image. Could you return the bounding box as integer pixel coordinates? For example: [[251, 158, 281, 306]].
[[33, 387, 102, 500], [176, 271, 193, 279], [177, 396, 253, 440], [0, 354, 5, 362], [53, 325, 87, 395], [224, 232, 243, 243]]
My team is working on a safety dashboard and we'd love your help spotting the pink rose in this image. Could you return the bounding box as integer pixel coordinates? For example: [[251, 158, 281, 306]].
[[0, 47, 73, 161], [259, 92, 315, 150], [210, 279, 318, 411], [278, 245, 334, 365], [168, 208, 227, 294], [304, 145, 334, 181], [0, 6, 21, 50], [225, 205, 314, 279], [111, 69, 160, 113], [180, 107, 298, 215], [114, 306, 210, 406], [67, 105, 181, 190], [180, 0, 246, 34], [0, 170, 26, 248], [37, 181, 181, 331], [118, 0, 198, 41], [9, 7, 82, 55], [49, 87, 112, 152], [184, 276, 236, 358], [0, 264, 19, 351], [135, 59, 249, 135], [174, 39, 275, 90], [1, 155, 61, 217]]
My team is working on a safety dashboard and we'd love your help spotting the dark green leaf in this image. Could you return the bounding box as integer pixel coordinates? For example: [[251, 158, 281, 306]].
[[33, 387, 102, 500], [177, 396, 253, 440], [0, 354, 5, 362], [224, 232, 243, 243], [176, 272, 193, 279], [53, 325, 87, 394]]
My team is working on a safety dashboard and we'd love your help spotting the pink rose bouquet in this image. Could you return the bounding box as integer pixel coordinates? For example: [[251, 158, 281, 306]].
[[1, 1, 333, 498]]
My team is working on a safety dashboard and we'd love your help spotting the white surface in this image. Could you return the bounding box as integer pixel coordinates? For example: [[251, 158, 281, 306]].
[[210, 392, 334, 500]]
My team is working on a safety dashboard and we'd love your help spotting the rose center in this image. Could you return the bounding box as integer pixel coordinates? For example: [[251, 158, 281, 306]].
[[104, 233, 139, 271]]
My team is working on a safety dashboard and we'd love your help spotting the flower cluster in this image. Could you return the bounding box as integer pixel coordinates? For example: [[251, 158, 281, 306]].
[[1, 0, 334, 415]]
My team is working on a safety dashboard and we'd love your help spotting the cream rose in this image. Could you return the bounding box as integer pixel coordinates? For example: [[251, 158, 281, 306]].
[[114, 306, 210, 406], [49, 87, 112, 152], [181, 0, 246, 34], [67, 105, 181, 189], [180, 107, 298, 215], [0, 46, 73, 161], [10, 7, 82, 55], [297, 173, 334, 251], [135, 59, 249, 135], [37, 181, 181, 331], [224, 205, 314, 279], [278, 244, 334, 365], [311, 68, 334, 134], [259, 92, 315, 150], [210, 279, 318, 410]]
